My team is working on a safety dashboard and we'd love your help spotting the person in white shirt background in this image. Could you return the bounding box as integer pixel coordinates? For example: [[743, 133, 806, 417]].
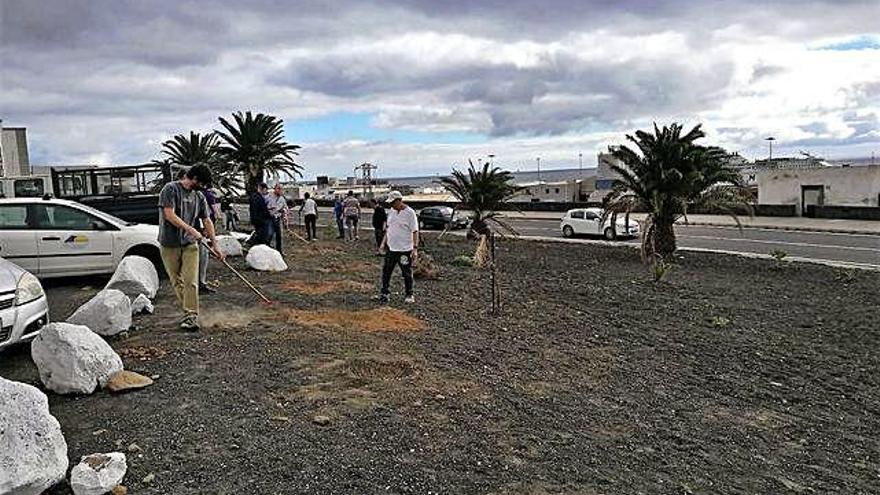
[[378, 190, 419, 304], [267, 183, 289, 254], [300, 192, 318, 241]]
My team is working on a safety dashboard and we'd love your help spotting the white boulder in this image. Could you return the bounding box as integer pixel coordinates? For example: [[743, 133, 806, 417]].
[[105, 256, 159, 298], [215, 235, 243, 257], [69, 453, 127, 495], [31, 323, 124, 395], [246, 244, 287, 271], [131, 294, 154, 315], [0, 377, 69, 495], [67, 289, 132, 336]]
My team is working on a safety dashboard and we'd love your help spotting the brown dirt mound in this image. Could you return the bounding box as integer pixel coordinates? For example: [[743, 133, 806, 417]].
[[282, 280, 373, 295], [118, 346, 167, 361], [274, 307, 425, 332]]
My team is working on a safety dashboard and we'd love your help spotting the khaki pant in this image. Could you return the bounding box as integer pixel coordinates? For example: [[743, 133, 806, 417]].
[[160, 244, 200, 317]]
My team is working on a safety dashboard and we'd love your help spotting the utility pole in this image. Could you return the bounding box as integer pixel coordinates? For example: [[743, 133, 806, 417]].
[[488, 154, 495, 166], [578, 152, 583, 176], [765, 136, 776, 161], [536, 157, 542, 182]]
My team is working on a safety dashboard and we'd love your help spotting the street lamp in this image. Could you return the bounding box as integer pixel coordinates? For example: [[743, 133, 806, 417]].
[[578, 152, 583, 176], [536, 157, 541, 181], [765, 137, 776, 161], [488, 154, 495, 166]]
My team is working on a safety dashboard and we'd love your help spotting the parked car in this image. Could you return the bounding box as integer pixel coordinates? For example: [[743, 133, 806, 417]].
[[418, 206, 469, 230], [0, 257, 49, 351], [560, 208, 640, 240], [0, 197, 161, 278]]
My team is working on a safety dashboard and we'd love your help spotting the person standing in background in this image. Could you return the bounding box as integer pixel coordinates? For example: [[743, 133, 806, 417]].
[[249, 183, 272, 245], [343, 190, 361, 241], [378, 191, 418, 304], [333, 196, 345, 239], [268, 183, 288, 254], [300, 192, 318, 241], [197, 186, 221, 294], [371, 198, 387, 255], [220, 194, 238, 232]]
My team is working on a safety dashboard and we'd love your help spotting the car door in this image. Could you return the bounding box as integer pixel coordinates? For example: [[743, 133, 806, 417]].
[[583, 210, 603, 234], [565, 210, 584, 234], [0, 203, 39, 273], [32, 203, 116, 277]]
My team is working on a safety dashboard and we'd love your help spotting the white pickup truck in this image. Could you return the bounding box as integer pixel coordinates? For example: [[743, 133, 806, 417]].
[[0, 197, 161, 278]]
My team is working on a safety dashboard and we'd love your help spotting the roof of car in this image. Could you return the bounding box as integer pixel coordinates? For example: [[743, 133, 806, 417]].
[[0, 197, 80, 206]]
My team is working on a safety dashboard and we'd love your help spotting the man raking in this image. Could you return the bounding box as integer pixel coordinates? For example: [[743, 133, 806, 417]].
[[158, 164, 224, 331]]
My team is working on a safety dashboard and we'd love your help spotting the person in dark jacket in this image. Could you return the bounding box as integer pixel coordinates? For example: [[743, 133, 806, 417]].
[[371, 198, 387, 255], [249, 183, 273, 245]]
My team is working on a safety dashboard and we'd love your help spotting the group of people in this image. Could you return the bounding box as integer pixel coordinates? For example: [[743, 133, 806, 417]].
[[158, 165, 420, 332]]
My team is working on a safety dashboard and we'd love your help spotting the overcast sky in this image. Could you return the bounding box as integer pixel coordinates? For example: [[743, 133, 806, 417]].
[[1, 0, 879, 179]]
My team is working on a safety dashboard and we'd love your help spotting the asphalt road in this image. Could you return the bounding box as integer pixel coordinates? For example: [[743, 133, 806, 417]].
[[301, 212, 880, 269], [500, 217, 880, 269]]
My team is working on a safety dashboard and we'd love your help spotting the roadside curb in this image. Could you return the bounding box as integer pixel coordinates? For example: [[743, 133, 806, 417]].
[[504, 234, 880, 272], [498, 215, 880, 236]]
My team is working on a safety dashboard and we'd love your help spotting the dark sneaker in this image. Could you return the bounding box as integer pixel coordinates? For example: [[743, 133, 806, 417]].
[[199, 284, 216, 295], [180, 315, 200, 332]]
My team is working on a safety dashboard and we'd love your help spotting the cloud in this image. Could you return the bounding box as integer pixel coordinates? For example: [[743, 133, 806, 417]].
[[1, 0, 879, 174]]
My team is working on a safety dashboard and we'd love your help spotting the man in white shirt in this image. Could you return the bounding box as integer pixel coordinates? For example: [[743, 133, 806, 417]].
[[300, 192, 318, 241], [378, 190, 419, 304], [267, 183, 289, 254]]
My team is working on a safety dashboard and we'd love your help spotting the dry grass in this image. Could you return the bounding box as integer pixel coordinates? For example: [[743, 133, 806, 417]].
[[281, 280, 373, 295], [273, 307, 426, 332]]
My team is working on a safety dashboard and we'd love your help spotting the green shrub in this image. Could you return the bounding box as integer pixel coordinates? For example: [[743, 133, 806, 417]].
[[651, 257, 672, 282], [770, 249, 787, 260], [452, 255, 475, 267]]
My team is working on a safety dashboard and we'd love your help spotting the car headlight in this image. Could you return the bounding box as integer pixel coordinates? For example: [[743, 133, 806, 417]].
[[15, 272, 44, 306]]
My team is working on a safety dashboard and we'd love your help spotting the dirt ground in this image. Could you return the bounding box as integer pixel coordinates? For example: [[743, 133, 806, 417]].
[[1, 232, 878, 494]]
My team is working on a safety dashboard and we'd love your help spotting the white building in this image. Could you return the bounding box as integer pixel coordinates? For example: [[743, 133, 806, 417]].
[[758, 165, 880, 215], [510, 180, 587, 203]]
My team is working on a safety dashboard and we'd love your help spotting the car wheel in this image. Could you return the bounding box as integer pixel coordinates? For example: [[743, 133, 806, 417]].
[[603, 227, 616, 241], [562, 225, 574, 238]]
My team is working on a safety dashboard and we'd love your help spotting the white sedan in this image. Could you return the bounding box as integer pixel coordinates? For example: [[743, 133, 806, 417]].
[[0, 257, 49, 351], [0, 198, 161, 278], [560, 208, 640, 240]]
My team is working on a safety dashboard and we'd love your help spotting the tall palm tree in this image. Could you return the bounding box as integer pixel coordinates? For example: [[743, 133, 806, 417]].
[[160, 131, 242, 195], [603, 123, 751, 260], [215, 111, 302, 193], [440, 160, 519, 238]]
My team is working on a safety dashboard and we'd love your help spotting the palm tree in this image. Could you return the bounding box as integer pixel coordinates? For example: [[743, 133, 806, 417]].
[[439, 160, 519, 239], [215, 111, 302, 193], [159, 131, 242, 195], [440, 160, 519, 315], [603, 123, 751, 261]]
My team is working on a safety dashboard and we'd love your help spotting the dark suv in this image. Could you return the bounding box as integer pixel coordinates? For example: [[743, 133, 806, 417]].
[[418, 206, 469, 230]]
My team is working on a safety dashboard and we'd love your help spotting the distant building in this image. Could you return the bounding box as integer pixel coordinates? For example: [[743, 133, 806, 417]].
[[510, 179, 592, 203], [758, 165, 880, 215], [0, 127, 30, 177], [587, 151, 624, 203]]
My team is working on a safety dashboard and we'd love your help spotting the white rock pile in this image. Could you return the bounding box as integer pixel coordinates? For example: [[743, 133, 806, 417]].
[[246, 244, 288, 271], [31, 322, 123, 395], [69, 452, 127, 495], [66, 289, 132, 336], [0, 377, 69, 495], [105, 255, 159, 298]]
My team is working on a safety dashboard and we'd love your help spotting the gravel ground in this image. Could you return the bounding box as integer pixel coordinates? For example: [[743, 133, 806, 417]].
[[1, 232, 878, 494]]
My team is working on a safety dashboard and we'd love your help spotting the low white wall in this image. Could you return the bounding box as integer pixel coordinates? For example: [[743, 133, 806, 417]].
[[758, 166, 880, 213]]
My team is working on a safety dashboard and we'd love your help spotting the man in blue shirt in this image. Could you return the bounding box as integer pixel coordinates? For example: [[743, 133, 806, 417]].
[[333, 196, 345, 239]]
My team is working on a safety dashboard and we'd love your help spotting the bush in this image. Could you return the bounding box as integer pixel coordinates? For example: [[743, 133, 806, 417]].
[[452, 255, 475, 267], [651, 257, 672, 282], [770, 249, 787, 260]]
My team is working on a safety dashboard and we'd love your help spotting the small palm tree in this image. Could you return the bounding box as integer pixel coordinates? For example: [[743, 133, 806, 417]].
[[441, 160, 519, 315], [603, 123, 751, 261], [215, 111, 302, 193], [440, 160, 519, 239]]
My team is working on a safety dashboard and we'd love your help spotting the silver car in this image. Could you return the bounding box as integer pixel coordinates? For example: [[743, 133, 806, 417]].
[[0, 257, 49, 351]]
